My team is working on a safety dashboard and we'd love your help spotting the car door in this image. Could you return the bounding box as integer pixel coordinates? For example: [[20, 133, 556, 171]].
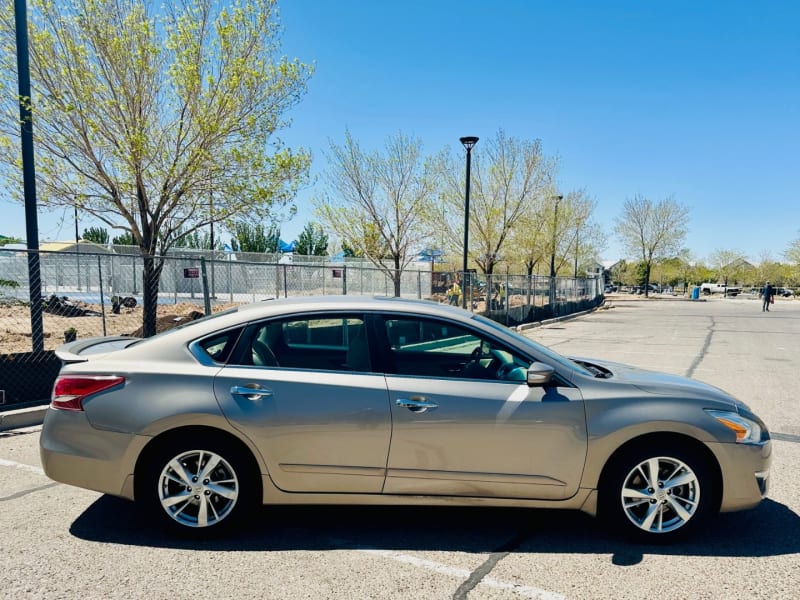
[[213, 313, 391, 494], [378, 314, 587, 500]]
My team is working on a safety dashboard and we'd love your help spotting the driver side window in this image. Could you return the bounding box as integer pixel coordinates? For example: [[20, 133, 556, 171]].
[[382, 317, 529, 382]]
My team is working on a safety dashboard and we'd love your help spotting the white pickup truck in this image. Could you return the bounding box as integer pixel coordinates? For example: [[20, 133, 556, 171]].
[[700, 282, 741, 296]]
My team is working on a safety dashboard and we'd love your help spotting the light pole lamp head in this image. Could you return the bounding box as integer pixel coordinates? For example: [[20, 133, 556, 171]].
[[460, 136, 479, 151]]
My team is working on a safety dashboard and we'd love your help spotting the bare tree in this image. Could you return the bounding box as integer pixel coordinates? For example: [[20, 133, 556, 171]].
[[614, 194, 690, 297], [316, 130, 435, 296], [431, 130, 556, 276], [0, 0, 312, 335], [785, 233, 800, 277], [707, 248, 747, 295], [537, 190, 600, 304]]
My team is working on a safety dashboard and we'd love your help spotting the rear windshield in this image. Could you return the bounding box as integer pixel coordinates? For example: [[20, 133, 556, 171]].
[[133, 306, 239, 343]]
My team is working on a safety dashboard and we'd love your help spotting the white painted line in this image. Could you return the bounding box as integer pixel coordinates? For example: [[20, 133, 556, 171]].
[[347, 545, 564, 599], [0, 458, 46, 476]]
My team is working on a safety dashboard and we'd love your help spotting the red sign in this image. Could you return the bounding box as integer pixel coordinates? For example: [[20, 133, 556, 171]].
[[183, 267, 200, 278]]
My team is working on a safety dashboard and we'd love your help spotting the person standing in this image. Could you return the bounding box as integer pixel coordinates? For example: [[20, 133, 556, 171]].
[[761, 281, 774, 312], [447, 279, 462, 306]]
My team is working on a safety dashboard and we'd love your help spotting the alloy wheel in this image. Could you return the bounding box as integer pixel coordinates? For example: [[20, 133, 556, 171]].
[[620, 456, 700, 534], [157, 449, 239, 528]]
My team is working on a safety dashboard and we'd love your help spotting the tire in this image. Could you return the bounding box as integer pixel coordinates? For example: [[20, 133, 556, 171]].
[[599, 444, 714, 542], [138, 436, 257, 535]]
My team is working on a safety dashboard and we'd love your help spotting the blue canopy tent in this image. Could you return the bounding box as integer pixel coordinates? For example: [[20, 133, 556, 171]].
[[417, 248, 444, 263]]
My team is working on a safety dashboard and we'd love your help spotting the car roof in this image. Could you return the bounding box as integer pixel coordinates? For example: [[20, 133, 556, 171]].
[[123, 296, 479, 355]]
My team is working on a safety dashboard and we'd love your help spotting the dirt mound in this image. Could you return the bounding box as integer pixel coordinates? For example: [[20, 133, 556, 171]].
[[128, 310, 205, 337]]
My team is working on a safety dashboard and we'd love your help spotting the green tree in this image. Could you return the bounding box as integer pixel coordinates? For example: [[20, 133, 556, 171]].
[[82, 226, 109, 245], [173, 228, 220, 250], [230, 221, 279, 254], [112, 231, 136, 246], [0, 0, 312, 336], [316, 130, 435, 296], [294, 222, 328, 256], [0, 235, 22, 246], [614, 194, 690, 297], [340, 239, 362, 258]]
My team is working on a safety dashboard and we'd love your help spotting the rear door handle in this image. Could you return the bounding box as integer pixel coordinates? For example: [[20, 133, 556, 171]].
[[230, 385, 274, 400], [396, 397, 438, 413]]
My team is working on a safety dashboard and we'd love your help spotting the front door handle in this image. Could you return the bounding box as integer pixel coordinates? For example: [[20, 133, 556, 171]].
[[396, 397, 438, 413], [230, 385, 273, 401]]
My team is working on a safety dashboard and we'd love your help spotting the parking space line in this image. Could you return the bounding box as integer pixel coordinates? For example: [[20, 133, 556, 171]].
[[1, 481, 59, 502], [0, 458, 46, 476], [332, 541, 564, 599]]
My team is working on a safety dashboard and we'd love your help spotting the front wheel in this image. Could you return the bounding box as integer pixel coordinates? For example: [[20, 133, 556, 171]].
[[139, 437, 257, 535], [600, 445, 714, 541]]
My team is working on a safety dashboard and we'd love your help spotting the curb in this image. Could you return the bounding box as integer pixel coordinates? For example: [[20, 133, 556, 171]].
[[516, 305, 602, 332], [0, 405, 48, 432]]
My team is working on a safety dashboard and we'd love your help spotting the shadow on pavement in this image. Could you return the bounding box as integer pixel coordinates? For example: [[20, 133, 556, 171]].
[[69, 497, 799, 563]]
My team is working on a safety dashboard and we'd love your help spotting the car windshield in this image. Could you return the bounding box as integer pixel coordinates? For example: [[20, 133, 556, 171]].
[[471, 313, 593, 377]]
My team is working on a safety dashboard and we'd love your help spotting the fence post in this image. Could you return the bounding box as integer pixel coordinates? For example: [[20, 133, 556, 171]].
[[171, 258, 177, 304], [228, 256, 233, 303], [505, 270, 510, 325], [132, 255, 138, 295], [200, 257, 211, 315], [342, 266, 347, 295], [97, 256, 107, 335]]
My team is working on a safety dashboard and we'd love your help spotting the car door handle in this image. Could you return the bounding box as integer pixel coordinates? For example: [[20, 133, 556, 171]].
[[230, 385, 274, 400], [396, 397, 438, 413]]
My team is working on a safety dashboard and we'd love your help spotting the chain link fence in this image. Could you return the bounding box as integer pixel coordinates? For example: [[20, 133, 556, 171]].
[[0, 247, 602, 407]]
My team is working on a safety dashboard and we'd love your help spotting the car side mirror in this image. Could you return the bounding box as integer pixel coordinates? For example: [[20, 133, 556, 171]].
[[527, 362, 555, 387]]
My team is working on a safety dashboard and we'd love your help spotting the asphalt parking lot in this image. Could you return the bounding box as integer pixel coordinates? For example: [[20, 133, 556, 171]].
[[1, 295, 798, 599]]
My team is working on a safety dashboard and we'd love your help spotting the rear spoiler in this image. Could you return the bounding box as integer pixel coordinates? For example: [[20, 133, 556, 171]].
[[55, 336, 142, 363]]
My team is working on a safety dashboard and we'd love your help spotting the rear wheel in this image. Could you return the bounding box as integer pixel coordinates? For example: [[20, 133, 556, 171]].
[[600, 445, 714, 541], [139, 437, 257, 535]]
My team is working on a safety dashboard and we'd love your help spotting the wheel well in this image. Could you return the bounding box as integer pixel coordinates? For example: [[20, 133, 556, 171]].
[[133, 426, 262, 502], [598, 432, 723, 512]]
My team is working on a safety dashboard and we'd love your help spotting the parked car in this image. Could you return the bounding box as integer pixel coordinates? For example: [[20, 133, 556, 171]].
[[775, 287, 794, 297], [631, 284, 659, 294], [40, 296, 771, 541]]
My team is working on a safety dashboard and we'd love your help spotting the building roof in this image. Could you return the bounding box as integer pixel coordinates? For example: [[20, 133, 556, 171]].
[[39, 240, 115, 254]]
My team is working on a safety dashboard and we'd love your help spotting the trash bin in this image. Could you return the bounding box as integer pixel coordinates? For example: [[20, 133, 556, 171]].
[[691, 286, 700, 300]]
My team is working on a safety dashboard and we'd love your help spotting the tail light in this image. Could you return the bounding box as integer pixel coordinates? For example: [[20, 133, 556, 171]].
[[51, 375, 125, 411]]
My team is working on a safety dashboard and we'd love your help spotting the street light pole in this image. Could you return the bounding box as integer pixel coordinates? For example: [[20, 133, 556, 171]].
[[549, 194, 563, 309], [15, 0, 44, 352], [460, 136, 478, 309]]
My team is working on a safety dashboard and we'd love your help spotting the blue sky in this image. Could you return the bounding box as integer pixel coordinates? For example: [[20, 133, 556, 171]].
[[3, 0, 798, 263]]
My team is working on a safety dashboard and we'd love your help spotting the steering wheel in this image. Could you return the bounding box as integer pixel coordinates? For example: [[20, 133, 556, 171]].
[[460, 345, 484, 377], [496, 363, 512, 379]]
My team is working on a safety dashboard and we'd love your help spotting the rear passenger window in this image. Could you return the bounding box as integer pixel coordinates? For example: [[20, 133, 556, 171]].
[[244, 315, 372, 373]]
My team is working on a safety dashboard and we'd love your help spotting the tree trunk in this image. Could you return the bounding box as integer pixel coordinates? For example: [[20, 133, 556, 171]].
[[393, 255, 401, 297], [141, 254, 165, 338], [526, 264, 534, 306]]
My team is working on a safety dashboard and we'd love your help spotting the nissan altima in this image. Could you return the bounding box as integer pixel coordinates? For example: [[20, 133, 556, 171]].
[[40, 296, 771, 540]]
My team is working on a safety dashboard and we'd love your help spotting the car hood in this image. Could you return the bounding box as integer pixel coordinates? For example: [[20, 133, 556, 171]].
[[570, 356, 740, 409]]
